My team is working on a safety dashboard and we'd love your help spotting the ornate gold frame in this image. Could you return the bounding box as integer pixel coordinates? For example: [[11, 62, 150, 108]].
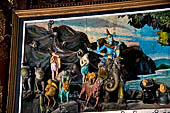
[[7, 0, 170, 113]]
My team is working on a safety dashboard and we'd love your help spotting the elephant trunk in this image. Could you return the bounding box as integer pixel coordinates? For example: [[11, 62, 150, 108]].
[[105, 66, 119, 92]]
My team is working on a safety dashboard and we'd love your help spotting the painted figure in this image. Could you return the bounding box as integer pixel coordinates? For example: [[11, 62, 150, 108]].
[[50, 52, 61, 81], [21, 66, 31, 91], [85, 72, 96, 84], [90, 40, 121, 59], [79, 78, 103, 108], [140, 79, 158, 104], [48, 20, 54, 33], [59, 80, 70, 103], [45, 79, 58, 108], [21, 65, 32, 93], [79, 53, 90, 83], [156, 84, 170, 105], [34, 64, 45, 94], [87, 29, 121, 65], [59, 70, 72, 92]]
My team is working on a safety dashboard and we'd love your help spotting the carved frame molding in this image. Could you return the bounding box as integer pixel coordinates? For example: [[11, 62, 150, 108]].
[[7, 0, 170, 113], [0, 86, 3, 113], [0, 10, 9, 62], [0, 10, 6, 43]]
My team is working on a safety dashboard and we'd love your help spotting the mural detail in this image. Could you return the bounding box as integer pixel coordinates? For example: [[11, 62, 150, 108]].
[[21, 10, 170, 113]]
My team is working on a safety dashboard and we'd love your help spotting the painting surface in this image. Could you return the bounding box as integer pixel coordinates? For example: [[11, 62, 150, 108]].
[[20, 9, 170, 113]]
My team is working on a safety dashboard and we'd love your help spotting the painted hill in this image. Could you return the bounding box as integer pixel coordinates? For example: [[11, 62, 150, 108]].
[[154, 58, 170, 69]]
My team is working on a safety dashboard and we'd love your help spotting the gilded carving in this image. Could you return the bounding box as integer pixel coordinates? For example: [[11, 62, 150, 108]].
[[0, 10, 8, 61], [0, 86, 3, 113], [8, 0, 14, 5], [0, 10, 6, 43], [0, 42, 8, 61]]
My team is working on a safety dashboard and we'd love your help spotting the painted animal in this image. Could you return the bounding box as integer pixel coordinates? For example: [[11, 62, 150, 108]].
[[87, 29, 156, 82], [59, 80, 70, 103], [79, 78, 103, 108], [85, 72, 96, 84], [34, 65, 45, 93], [98, 57, 126, 104], [45, 79, 58, 108]]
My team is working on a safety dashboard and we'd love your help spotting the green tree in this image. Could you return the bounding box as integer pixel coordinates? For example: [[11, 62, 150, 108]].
[[119, 11, 170, 46]]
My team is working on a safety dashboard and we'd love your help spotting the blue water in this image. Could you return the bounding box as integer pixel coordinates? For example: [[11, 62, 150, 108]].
[[154, 59, 170, 68], [125, 69, 170, 91]]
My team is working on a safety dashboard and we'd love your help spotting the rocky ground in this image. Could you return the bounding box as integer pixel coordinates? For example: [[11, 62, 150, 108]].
[[23, 97, 170, 113], [78, 100, 170, 112], [52, 101, 78, 113]]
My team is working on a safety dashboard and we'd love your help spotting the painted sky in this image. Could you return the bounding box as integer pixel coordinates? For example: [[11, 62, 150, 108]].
[[27, 12, 170, 61], [53, 15, 170, 60]]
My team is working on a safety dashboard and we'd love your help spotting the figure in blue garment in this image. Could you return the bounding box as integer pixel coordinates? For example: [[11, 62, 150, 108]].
[[88, 29, 121, 65]]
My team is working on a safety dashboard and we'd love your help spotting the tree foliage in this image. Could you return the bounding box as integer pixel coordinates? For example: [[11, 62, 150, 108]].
[[119, 11, 170, 46]]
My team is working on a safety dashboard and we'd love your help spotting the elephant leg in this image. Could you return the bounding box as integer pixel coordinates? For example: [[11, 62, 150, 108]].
[[117, 84, 124, 104], [104, 91, 109, 103], [52, 97, 56, 108]]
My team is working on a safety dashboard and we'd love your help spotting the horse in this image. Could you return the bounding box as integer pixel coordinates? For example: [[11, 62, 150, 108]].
[[79, 78, 103, 108]]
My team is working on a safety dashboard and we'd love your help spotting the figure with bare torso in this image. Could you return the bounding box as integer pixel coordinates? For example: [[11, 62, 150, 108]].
[[50, 52, 61, 81], [79, 52, 90, 83]]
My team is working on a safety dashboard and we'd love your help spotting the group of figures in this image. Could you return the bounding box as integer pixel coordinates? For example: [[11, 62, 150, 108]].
[[21, 57, 73, 113], [21, 21, 170, 113], [140, 79, 170, 105], [20, 26, 127, 112]]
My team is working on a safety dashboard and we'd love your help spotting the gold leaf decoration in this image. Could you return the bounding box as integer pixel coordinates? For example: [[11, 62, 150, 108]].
[[0, 41, 8, 61], [0, 11, 6, 43], [8, 0, 14, 5], [0, 11, 8, 61]]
